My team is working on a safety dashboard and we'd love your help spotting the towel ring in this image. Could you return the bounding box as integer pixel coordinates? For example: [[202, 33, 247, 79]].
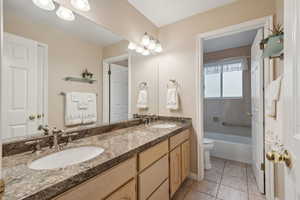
[[139, 82, 148, 90]]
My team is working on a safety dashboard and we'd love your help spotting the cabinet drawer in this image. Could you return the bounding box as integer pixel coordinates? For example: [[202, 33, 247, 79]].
[[138, 155, 169, 200], [54, 157, 136, 200], [138, 140, 168, 171], [147, 179, 169, 200], [170, 129, 190, 150], [106, 179, 136, 200]]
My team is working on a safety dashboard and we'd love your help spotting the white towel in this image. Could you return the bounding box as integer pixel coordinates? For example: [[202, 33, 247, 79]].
[[266, 76, 282, 117], [137, 89, 148, 109], [166, 88, 179, 110], [65, 92, 82, 126], [82, 93, 97, 124]]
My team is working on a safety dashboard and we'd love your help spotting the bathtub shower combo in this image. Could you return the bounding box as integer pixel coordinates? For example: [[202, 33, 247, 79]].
[[203, 131, 252, 169]]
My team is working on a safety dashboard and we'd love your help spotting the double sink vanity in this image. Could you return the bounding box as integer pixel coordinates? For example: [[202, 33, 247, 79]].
[[3, 118, 192, 200]]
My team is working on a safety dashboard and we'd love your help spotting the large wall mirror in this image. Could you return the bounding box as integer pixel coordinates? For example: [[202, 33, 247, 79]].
[[2, 0, 159, 141]]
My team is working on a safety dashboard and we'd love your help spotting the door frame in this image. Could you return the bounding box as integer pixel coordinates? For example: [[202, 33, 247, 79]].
[[0, 0, 3, 182], [195, 16, 273, 196], [102, 53, 132, 123]]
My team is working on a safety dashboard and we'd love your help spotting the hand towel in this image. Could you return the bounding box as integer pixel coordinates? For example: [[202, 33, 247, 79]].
[[82, 93, 97, 124], [266, 76, 282, 118], [137, 89, 148, 109], [166, 87, 179, 110], [65, 92, 82, 126]]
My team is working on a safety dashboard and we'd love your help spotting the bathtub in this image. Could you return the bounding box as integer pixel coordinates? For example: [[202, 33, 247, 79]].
[[205, 131, 252, 164]]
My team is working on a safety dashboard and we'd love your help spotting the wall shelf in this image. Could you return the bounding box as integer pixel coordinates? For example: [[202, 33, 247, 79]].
[[64, 76, 96, 84]]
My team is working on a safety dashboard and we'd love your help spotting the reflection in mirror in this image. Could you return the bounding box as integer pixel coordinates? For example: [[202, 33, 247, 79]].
[[2, 0, 143, 140]]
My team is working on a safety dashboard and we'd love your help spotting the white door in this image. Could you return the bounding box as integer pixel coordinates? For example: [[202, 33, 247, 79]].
[[110, 64, 128, 123], [251, 28, 265, 193], [2, 33, 38, 139], [281, 0, 300, 199]]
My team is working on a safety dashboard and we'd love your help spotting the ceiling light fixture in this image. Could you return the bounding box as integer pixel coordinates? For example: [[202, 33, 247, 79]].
[[56, 6, 75, 21], [128, 42, 137, 50], [141, 33, 150, 46], [32, 0, 55, 11], [71, 0, 91, 11]]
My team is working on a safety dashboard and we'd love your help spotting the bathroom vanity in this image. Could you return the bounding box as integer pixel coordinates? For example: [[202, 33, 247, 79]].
[[3, 119, 192, 200]]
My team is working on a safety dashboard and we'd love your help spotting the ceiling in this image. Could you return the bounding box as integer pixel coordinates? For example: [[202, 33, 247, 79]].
[[128, 0, 236, 27], [4, 0, 123, 47], [203, 29, 258, 53]]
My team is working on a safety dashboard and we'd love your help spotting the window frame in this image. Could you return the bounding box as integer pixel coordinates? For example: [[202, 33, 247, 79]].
[[204, 61, 244, 100]]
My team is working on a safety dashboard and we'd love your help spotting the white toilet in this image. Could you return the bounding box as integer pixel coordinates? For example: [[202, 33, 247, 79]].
[[203, 138, 215, 170]]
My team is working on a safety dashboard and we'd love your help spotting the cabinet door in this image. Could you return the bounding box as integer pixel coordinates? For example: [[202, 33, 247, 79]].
[[181, 140, 190, 181], [170, 146, 182, 197], [106, 179, 136, 200]]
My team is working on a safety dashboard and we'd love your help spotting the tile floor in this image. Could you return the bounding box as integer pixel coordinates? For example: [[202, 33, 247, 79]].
[[173, 157, 266, 200]]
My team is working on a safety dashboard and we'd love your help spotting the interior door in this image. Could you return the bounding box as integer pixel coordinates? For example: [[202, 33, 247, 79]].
[[281, 0, 300, 199], [2, 33, 38, 139], [251, 28, 265, 193], [110, 64, 128, 123]]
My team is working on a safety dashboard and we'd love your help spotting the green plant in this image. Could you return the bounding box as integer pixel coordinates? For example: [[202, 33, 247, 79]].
[[269, 24, 284, 37]]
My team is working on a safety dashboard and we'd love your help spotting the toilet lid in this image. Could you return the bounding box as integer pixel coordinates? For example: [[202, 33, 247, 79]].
[[203, 138, 214, 144]]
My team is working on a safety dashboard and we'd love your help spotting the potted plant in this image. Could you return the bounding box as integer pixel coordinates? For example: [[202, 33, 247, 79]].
[[260, 24, 284, 58]]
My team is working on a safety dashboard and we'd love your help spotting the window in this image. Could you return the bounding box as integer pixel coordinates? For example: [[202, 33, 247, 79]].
[[204, 58, 246, 98]]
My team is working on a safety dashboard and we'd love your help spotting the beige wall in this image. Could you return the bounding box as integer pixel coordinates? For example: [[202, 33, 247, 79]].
[[54, 0, 158, 44], [204, 46, 252, 138], [103, 40, 129, 59], [4, 13, 103, 129], [157, 0, 276, 173]]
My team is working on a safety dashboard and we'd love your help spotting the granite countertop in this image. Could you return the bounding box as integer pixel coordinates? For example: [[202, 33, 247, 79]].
[[3, 120, 192, 200]]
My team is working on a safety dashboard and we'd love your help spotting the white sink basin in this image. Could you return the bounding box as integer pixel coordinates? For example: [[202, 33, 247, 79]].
[[151, 124, 177, 129], [28, 146, 104, 170]]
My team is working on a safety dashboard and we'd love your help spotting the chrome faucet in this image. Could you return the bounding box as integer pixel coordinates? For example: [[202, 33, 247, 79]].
[[51, 127, 65, 151]]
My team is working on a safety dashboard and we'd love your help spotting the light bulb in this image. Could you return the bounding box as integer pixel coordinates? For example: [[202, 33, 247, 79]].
[[128, 42, 137, 50], [148, 39, 156, 50], [136, 46, 144, 53], [32, 0, 55, 11], [155, 43, 162, 53], [56, 6, 75, 21], [142, 49, 150, 56], [141, 33, 150, 46], [71, 0, 90, 11]]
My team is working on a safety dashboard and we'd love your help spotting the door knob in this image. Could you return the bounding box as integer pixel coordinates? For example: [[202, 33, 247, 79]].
[[29, 115, 36, 120], [266, 150, 292, 168]]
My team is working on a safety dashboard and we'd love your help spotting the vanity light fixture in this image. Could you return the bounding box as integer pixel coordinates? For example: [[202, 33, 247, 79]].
[[32, 0, 55, 11], [155, 43, 163, 53], [142, 48, 150, 56], [148, 39, 156, 50], [71, 0, 91, 11], [128, 42, 137, 50], [136, 46, 144, 53], [141, 32, 150, 46], [56, 6, 75, 21]]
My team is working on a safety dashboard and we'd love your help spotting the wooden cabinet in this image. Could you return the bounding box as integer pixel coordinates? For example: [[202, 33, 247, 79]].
[[181, 140, 190, 181], [138, 155, 169, 200], [170, 146, 182, 197], [106, 180, 136, 200], [54, 157, 136, 200], [169, 130, 191, 197], [148, 179, 169, 200]]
